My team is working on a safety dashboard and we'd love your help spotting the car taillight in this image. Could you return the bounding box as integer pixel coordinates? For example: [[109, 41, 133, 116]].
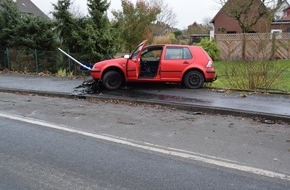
[[206, 61, 213, 68]]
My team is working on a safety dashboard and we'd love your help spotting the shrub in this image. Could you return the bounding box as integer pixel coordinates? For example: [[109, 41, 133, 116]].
[[57, 68, 73, 77], [197, 38, 220, 60], [153, 36, 171, 44]]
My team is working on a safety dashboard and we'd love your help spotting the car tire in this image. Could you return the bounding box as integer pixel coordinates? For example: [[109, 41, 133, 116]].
[[102, 71, 123, 90], [183, 70, 204, 89]]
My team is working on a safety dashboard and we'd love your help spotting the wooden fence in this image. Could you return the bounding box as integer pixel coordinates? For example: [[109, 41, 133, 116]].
[[215, 33, 290, 61]]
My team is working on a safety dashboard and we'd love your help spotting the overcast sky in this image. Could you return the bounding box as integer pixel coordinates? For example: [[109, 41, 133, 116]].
[[31, 0, 220, 29]]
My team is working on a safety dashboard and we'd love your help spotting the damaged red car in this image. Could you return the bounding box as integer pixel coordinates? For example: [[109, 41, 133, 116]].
[[91, 40, 216, 90]]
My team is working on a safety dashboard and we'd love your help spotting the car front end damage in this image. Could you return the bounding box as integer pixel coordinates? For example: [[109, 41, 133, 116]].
[[91, 68, 102, 80]]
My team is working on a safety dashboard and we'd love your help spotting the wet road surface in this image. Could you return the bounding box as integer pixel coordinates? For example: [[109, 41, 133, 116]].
[[0, 74, 289, 121]]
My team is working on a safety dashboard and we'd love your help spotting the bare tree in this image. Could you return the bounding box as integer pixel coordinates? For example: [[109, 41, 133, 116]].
[[202, 17, 214, 30], [150, 0, 177, 27], [215, 0, 279, 33], [149, 0, 177, 36], [70, 4, 87, 18]]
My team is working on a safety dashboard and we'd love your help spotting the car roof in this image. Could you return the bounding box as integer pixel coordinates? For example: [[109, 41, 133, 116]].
[[145, 44, 200, 48]]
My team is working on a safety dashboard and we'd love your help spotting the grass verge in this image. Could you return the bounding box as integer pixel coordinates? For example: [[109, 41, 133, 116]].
[[208, 60, 290, 93]]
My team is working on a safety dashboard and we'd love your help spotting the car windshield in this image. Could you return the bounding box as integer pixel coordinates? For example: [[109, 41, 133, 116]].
[[130, 41, 146, 59]]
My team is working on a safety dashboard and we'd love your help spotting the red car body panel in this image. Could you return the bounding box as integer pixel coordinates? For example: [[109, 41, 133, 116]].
[[91, 42, 216, 87]]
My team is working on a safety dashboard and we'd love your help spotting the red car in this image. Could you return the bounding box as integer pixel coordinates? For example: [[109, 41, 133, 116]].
[[91, 40, 216, 90]]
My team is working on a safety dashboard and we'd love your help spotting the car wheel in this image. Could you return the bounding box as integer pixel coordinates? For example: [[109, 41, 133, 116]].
[[183, 71, 204, 89], [102, 71, 123, 90]]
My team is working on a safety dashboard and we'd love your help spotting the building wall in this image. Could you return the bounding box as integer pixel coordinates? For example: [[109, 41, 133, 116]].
[[213, 12, 243, 34], [274, 1, 290, 20], [271, 23, 290, 32], [213, 12, 271, 34], [212, 0, 272, 34]]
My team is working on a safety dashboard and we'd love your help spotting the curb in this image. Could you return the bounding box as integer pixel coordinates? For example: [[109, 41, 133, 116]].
[[1, 87, 290, 124]]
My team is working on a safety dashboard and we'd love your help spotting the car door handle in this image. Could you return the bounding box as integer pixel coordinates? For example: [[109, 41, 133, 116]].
[[183, 61, 189, 64]]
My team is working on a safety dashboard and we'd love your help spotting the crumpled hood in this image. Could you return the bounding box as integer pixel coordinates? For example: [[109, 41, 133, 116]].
[[93, 58, 127, 68]]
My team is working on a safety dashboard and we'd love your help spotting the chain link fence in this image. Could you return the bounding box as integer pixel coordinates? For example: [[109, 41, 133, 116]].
[[0, 48, 92, 76]]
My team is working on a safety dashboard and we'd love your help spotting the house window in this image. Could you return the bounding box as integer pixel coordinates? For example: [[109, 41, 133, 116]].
[[227, 31, 237, 34], [287, 28, 290, 33], [271, 29, 283, 39], [271, 29, 282, 33], [218, 27, 226, 33]]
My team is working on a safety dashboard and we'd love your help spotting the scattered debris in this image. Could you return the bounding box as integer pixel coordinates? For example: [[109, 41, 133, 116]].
[[263, 120, 276, 124], [240, 93, 247, 98], [211, 89, 231, 93], [228, 123, 234, 128], [37, 71, 52, 77], [187, 112, 202, 115], [253, 117, 279, 125], [118, 119, 136, 125], [255, 129, 265, 133], [73, 77, 103, 95]]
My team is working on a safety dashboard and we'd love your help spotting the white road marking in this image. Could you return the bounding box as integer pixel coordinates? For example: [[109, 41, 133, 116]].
[[1, 112, 289, 181]]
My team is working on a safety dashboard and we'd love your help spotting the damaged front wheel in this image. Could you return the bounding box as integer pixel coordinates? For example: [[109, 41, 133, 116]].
[[102, 71, 123, 90]]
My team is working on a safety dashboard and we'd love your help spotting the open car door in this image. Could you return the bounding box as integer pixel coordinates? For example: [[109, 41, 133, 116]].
[[129, 40, 147, 78]]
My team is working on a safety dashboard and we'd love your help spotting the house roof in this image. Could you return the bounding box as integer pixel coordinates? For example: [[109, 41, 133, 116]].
[[274, 0, 290, 19], [16, 0, 49, 19], [281, 6, 290, 20], [211, 0, 240, 23]]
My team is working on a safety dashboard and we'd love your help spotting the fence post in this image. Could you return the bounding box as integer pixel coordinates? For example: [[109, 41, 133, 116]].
[[288, 40, 290, 59], [35, 49, 39, 73], [242, 33, 246, 60], [67, 49, 71, 73], [271, 34, 276, 60], [6, 48, 10, 69]]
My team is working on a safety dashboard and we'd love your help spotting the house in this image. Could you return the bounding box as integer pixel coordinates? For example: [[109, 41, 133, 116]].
[[274, 0, 289, 20], [2, 0, 49, 19], [271, 1, 290, 33], [211, 0, 272, 35]]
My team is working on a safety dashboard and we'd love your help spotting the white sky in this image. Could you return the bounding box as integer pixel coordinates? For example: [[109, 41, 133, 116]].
[[31, 0, 220, 29]]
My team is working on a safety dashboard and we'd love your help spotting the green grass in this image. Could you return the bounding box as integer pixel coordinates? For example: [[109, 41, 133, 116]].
[[209, 60, 290, 93]]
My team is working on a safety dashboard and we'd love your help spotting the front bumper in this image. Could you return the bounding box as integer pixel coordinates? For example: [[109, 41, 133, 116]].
[[91, 69, 101, 80]]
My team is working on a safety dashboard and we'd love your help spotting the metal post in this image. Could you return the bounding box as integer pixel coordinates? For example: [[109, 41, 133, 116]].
[[68, 49, 71, 73], [6, 48, 10, 69], [35, 49, 39, 73], [58, 48, 92, 71]]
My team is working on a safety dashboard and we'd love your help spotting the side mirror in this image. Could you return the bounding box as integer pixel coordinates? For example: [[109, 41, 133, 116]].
[[123, 55, 130, 59]]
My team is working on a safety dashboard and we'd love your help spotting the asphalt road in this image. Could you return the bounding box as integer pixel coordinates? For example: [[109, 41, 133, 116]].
[[0, 74, 290, 122], [0, 92, 290, 189], [1, 117, 289, 190]]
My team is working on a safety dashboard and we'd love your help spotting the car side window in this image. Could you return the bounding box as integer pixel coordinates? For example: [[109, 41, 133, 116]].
[[183, 47, 193, 59], [165, 47, 192, 60], [142, 49, 162, 61]]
